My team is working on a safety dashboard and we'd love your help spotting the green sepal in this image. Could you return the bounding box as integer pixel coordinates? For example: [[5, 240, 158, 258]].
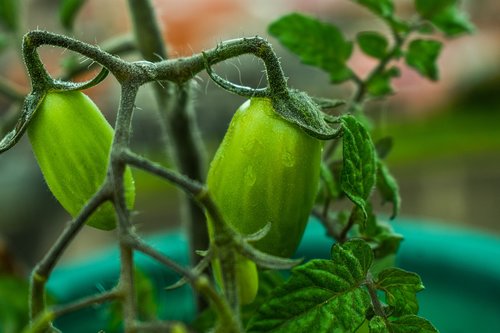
[[271, 89, 343, 140], [0, 90, 45, 154], [52, 67, 109, 92], [0, 67, 108, 155]]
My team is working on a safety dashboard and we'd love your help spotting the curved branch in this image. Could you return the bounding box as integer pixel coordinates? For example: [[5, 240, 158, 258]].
[[30, 185, 113, 321], [23, 31, 288, 94], [23, 30, 132, 83], [154, 37, 288, 92]]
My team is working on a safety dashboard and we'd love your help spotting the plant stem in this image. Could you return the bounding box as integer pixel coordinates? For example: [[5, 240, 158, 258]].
[[119, 243, 137, 333], [112, 83, 140, 332], [29, 186, 112, 322], [60, 34, 136, 80], [339, 205, 358, 243], [23, 31, 132, 82], [122, 151, 242, 322], [126, 235, 241, 332], [53, 289, 120, 318], [122, 150, 205, 195], [17, 30, 290, 330], [167, 83, 208, 277], [366, 273, 386, 318], [133, 321, 188, 333], [126, 3, 209, 311], [23, 31, 285, 91]]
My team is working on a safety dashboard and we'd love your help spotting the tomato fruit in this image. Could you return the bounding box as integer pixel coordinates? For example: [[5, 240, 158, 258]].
[[207, 97, 322, 303], [27, 91, 135, 230]]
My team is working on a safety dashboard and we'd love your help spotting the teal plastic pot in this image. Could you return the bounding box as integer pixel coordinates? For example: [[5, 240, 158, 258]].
[[48, 218, 500, 332]]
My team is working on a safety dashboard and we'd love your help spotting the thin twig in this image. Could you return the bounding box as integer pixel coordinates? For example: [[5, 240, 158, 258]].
[[53, 289, 120, 318], [124, 234, 241, 332], [133, 321, 189, 333], [60, 34, 136, 80], [365, 273, 387, 318], [30, 186, 112, 320], [339, 205, 358, 243]]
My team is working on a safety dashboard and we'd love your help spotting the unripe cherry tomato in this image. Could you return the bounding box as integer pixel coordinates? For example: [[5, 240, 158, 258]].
[[207, 97, 322, 303], [28, 91, 135, 230]]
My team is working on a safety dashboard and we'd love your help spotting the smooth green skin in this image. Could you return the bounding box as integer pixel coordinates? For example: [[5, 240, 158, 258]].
[[27, 91, 135, 230], [207, 98, 322, 303]]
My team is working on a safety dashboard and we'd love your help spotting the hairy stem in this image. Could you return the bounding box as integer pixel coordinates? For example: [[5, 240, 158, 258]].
[[61, 34, 136, 80], [366, 273, 386, 318], [53, 289, 120, 318], [126, 3, 209, 306], [126, 234, 240, 332], [112, 84, 140, 332], [167, 83, 208, 279], [123, 150, 243, 320], [29, 186, 112, 322], [23, 31, 286, 91]]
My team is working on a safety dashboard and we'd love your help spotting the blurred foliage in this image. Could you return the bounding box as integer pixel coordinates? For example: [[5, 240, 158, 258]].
[[0, 275, 30, 333], [383, 104, 500, 165]]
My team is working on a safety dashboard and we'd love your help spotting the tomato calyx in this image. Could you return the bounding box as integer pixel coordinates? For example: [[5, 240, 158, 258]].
[[211, 216, 302, 271], [0, 64, 109, 154], [203, 53, 343, 140], [271, 89, 343, 140]]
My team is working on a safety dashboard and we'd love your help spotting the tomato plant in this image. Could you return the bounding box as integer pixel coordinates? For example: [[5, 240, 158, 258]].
[[0, 0, 475, 332]]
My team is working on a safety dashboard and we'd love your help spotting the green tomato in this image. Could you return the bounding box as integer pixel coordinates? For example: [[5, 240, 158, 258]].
[[27, 91, 135, 230], [207, 97, 322, 303]]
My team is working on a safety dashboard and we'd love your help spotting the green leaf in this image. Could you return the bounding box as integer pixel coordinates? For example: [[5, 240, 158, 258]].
[[374, 137, 393, 159], [60, 0, 86, 30], [340, 115, 377, 218], [366, 67, 400, 97], [373, 228, 403, 259], [389, 315, 439, 332], [357, 32, 389, 59], [0, 276, 30, 333], [352, 0, 394, 19], [352, 0, 410, 33], [369, 315, 439, 333], [415, 0, 474, 36], [405, 39, 442, 81], [0, 33, 8, 52], [268, 13, 353, 83], [0, 0, 19, 31], [247, 240, 373, 333], [375, 268, 424, 316], [352, 204, 402, 259], [376, 160, 400, 218], [364, 217, 403, 259], [369, 316, 389, 333]]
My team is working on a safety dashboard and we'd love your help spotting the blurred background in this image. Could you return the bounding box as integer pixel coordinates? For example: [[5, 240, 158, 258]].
[[0, 0, 498, 270]]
